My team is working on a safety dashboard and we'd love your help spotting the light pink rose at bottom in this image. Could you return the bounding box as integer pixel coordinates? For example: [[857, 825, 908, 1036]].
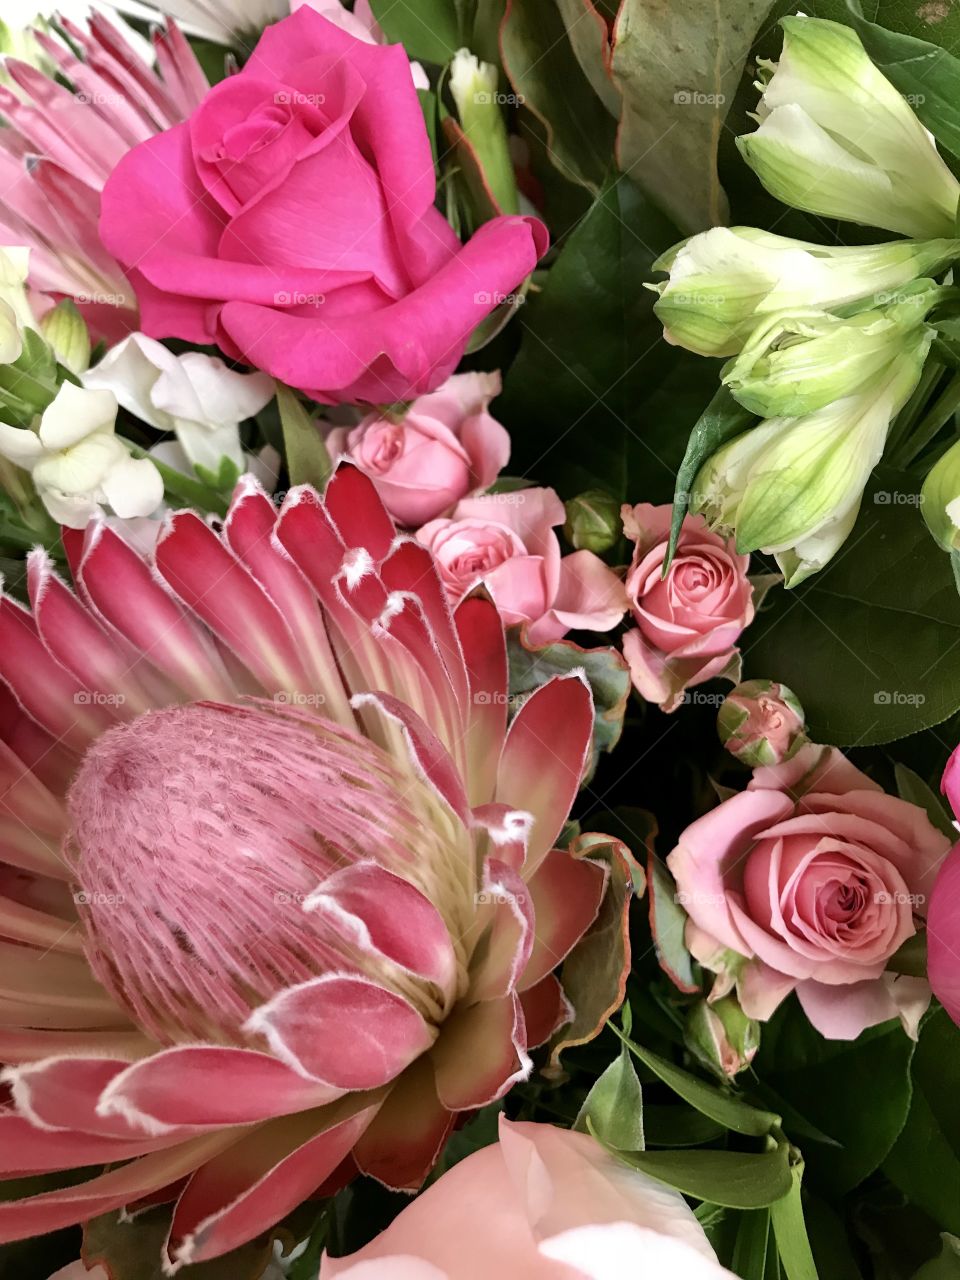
[[321, 1117, 736, 1280], [669, 744, 951, 1040], [417, 488, 627, 644], [48, 1268, 108, 1280]]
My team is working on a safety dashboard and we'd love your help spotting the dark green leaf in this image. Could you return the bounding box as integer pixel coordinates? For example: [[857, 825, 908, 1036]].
[[894, 762, 957, 838], [646, 852, 700, 993], [770, 1164, 820, 1280], [368, 0, 461, 63], [643, 1103, 727, 1147], [734, 1209, 774, 1280], [575, 1043, 645, 1149], [912, 1235, 960, 1279], [277, 384, 332, 492], [612, 1141, 793, 1208]]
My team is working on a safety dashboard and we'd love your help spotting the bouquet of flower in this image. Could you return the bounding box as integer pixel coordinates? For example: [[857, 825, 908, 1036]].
[[1, 1, 959, 1277]]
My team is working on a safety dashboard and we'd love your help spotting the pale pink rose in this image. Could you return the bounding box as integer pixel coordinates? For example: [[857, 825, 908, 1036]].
[[621, 503, 754, 714], [669, 743, 951, 1040], [417, 488, 627, 644], [326, 372, 510, 526], [927, 744, 960, 1025], [320, 1117, 736, 1280]]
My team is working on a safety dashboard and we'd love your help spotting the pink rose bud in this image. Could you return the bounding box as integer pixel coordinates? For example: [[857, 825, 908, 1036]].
[[620, 503, 755, 713], [326, 371, 510, 526], [417, 486, 628, 644], [717, 679, 806, 767], [685, 995, 760, 1078]]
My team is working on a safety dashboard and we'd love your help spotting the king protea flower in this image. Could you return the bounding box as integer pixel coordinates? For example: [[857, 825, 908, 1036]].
[[0, 465, 626, 1271], [0, 9, 207, 340]]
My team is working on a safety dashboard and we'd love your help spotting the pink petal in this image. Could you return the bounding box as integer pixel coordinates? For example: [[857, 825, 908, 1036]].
[[431, 994, 530, 1110], [467, 859, 535, 1001], [795, 974, 930, 1041], [519, 974, 572, 1048], [521, 848, 607, 990], [455, 593, 508, 804], [352, 1056, 454, 1191]]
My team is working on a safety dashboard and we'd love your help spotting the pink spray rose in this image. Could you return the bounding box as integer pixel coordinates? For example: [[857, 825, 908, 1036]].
[[320, 1117, 736, 1280], [99, 6, 547, 405], [326, 371, 510, 525], [669, 743, 951, 1040], [417, 487, 628, 644], [927, 746, 960, 1025], [621, 504, 754, 713]]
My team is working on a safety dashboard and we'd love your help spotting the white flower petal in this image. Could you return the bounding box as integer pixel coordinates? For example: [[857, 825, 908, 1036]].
[[0, 422, 43, 468], [83, 333, 175, 433], [38, 382, 117, 451], [101, 453, 165, 519]]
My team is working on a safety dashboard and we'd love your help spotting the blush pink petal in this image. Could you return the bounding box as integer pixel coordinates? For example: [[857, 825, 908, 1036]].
[[795, 974, 930, 1040], [738, 960, 797, 1021], [749, 744, 880, 799], [524, 551, 627, 645]]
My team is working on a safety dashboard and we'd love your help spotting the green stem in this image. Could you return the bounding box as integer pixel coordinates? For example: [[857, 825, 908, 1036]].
[[897, 370, 960, 469], [886, 359, 946, 465], [127, 445, 228, 517]]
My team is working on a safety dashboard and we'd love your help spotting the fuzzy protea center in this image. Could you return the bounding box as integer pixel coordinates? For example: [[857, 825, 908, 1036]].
[[64, 700, 468, 1047]]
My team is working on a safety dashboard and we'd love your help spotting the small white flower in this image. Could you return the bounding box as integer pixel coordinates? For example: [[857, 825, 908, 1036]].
[[84, 333, 274, 476], [0, 382, 163, 528], [0, 246, 36, 364]]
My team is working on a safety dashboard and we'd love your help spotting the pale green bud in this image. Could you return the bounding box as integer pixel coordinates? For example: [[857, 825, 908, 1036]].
[[722, 282, 943, 418], [922, 438, 960, 552], [449, 48, 519, 216], [651, 226, 959, 357], [563, 489, 621, 553], [738, 17, 960, 238], [685, 995, 760, 1078], [693, 323, 933, 584], [40, 300, 91, 375]]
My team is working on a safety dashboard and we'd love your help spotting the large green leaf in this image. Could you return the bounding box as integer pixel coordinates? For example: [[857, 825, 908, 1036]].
[[770, 1165, 820, 1280], [742, 469, 960, 745], [500, 0, 616, 191], [499, 176, 690, 500], [610, 0, 774, 232], [613, 1141, 794, 1208], [367, 0, 461, 63], [575, 1042, 646, 1149]]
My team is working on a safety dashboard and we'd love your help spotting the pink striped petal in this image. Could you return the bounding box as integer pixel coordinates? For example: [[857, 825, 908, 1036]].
[[305, 863, 458, 1002], [455, 594, 508, 804], [470, 804, 533, 872], [353, 1057, 453, 1191], [168, 1101, 379, 1270], [323, 463, 396, 562], [467, 859, 534, 1001], [520, 848, 608, 990], [6, 1055, 157, 1138], [245, 974, 436, 1088], [155, 511, 309, 691], [496, 674, 593, 872], [79, 524, 234, 700], [519, 974, 572, 1048], [97, 1046, 346, 1136], [431, 994, 530, 1110], [0, 1113, 184, 1175]]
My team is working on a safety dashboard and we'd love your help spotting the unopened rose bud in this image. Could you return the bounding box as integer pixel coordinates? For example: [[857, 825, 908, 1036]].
[[738, 16, 960, 238], [40, 300, 91, 375], [449, 48, 519, 215], [718, 679, 806, 767], [922, 437, 960, 553], [685, 994, 760, 1078], [564, 489, 621, 553]]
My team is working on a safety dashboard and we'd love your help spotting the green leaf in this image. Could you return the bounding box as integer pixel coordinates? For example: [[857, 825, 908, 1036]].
[[575, 1043, 645, 1150], [668, 384, 754, 566], [643, 1103, 727, 1147], [276, 383, 332, 492], [499, 176, 685, 500], [500, 0, 616, 191], [743, 468, 960, 745], [610, 0, 773, 232], [610, 1024, 782, 1137], [555, 0, 621, 114], [612, 1141, 793, 1208], [507, 629, 631, 780], [803, 1192, 863, 1280], [912, 1236, 960, 1280], [894, 762, 957, 838], [770, 1164, 820, 1280], [886, 1010, 960, 1236], [367, 0, 460, 63], [646, 852, 700, 993], [734, 1209, 773, 1280]]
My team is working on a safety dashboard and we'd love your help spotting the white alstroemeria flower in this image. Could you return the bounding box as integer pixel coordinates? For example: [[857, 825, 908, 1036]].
[[84, 333, 274, 475], [0, 382, 163, 528], [0, 246, 37, 364], [738, 16, 960, 238]]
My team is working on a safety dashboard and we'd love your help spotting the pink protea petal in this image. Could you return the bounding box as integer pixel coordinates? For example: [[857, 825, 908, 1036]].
[[0, 942, 124, 1032], [519, 974, 573, 1049], [352, 1057, 454, 1191], [324, 463, 396, 562], [470, 804, 534, 872], [496, 674, 593, 873], [245, 974, 437, 1088], [455, 593, 509, 804], [520, 849, 608, 991], [431, 994, 531, 1111], [467, 859, 535, 1002], [0, 737, 65, 838], [5, 1055, 158, 1139], [0, 1026, 147, 1066], [96, 1047, 347, 1136], [0, 888, 83, 954], [0, 1114, 185, 1176], [167, 1101, 380, 1271]]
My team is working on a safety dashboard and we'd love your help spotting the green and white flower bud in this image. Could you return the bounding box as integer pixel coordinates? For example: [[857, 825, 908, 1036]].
[[693, 321, 934, 585], [40, 300, 91, 376], [685, 995, 760, 1079], [718, 679, 806, 767], [722, 282, 943, 418], [922, 438, 960, 552], [738, 16, 960, 238], [449, 48, 519, 215], [652, 226, 958, 357], [564, 489, 622, 553]]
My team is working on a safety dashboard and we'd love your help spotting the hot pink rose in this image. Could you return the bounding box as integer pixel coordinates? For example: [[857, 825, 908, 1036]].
[[99, 7, 547, 405], [417, 488, 627, 644], [320, 1117, 736, 1280], [621, 504, 754, 713], [326, 371, 510, 525], [669, 743, 951, 1040], [927, 745, 960, 1025]]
